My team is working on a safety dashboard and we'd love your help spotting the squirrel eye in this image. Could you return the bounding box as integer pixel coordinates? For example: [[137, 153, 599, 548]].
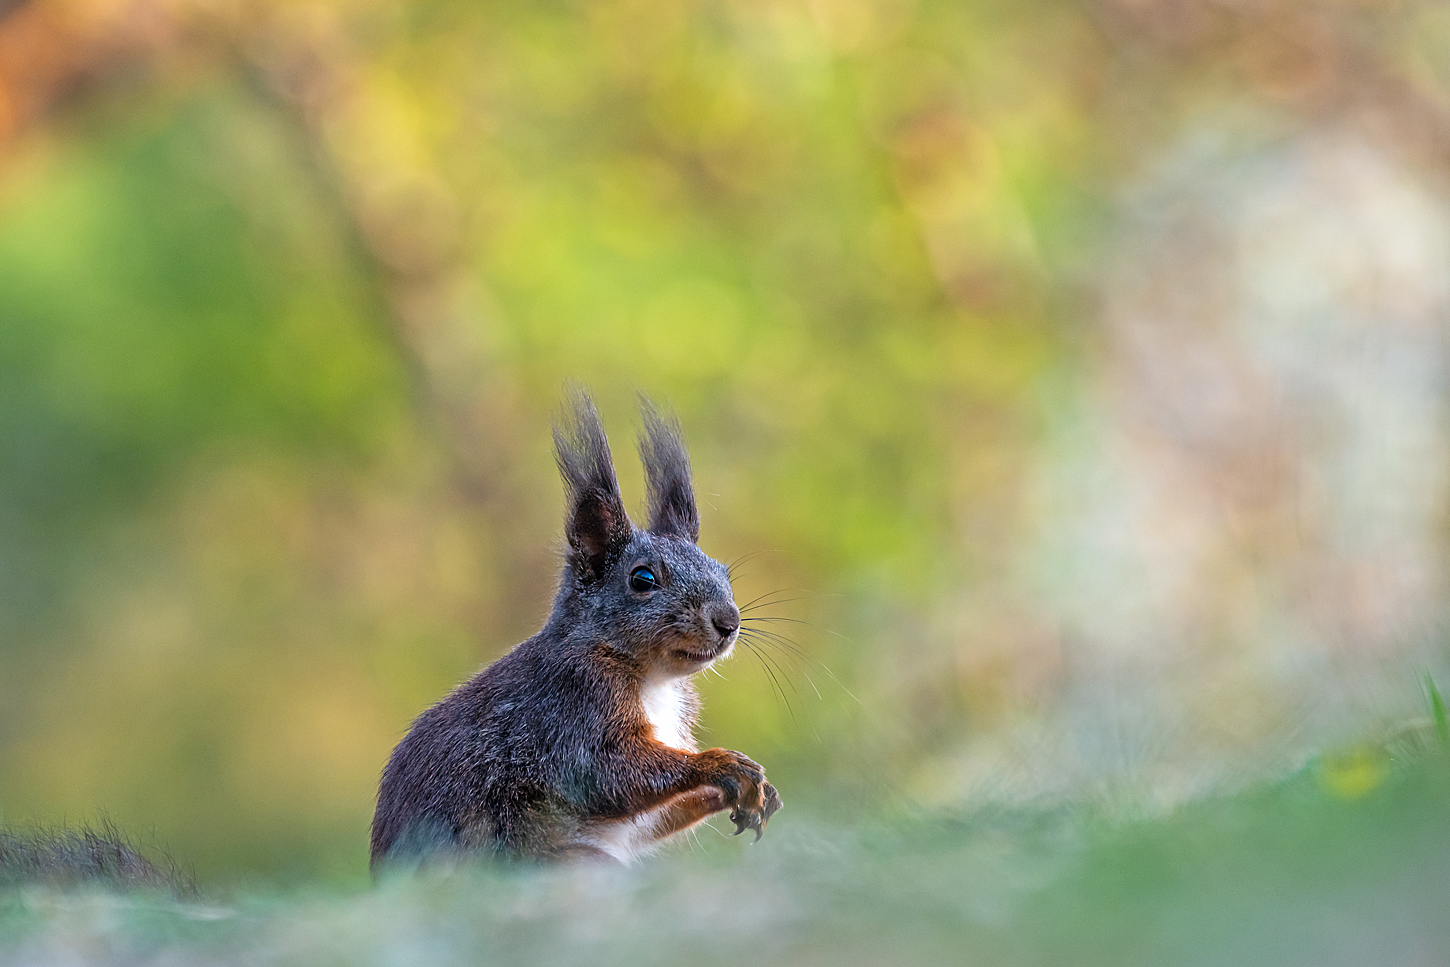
[[629, 566, 658, 594]]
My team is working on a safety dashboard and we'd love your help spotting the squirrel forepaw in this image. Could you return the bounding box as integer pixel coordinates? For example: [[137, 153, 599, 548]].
[[729, 781, 782, 843], [694, 748, 782, 844]]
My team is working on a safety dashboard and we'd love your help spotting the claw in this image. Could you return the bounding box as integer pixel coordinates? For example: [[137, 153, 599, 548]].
[[713, 757, 781, 844], [736, 811, 762, 841]]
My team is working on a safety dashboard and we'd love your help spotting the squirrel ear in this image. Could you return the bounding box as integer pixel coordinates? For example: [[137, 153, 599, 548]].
[[638, 397, 700, 542], [555, 391, 633, 581]]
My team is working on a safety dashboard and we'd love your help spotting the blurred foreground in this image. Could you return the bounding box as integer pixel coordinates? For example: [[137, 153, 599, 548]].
[[3, 745, 1448, 967]]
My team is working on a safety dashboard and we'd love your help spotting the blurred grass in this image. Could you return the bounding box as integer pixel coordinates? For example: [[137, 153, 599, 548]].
[[3, 745, 1447, 967]]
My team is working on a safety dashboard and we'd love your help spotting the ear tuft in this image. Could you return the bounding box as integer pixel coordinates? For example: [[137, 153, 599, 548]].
[[555, 390, 632, 580], [638, 397, 700, 542]]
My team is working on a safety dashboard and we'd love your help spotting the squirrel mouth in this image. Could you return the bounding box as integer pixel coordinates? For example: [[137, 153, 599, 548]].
[[669, 631, 736, 666], [671, 645, 722, 664]]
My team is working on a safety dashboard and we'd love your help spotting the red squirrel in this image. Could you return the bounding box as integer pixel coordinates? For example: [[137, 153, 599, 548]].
[[370, 393, 781, 866]]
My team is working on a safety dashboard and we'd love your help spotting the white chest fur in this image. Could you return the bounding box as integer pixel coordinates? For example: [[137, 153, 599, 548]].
[[640, 677, 693, 751], [580, 677, 700, 863]]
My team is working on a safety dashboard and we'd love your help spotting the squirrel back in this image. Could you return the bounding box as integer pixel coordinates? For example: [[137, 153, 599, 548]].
[[371, 393, 780, 867]]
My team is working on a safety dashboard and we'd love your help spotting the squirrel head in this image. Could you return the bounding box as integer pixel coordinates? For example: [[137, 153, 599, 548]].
[[552, 391, 739, 679]]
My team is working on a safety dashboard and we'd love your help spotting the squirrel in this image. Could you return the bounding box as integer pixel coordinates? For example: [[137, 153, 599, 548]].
[[369, 392, 781, 868]]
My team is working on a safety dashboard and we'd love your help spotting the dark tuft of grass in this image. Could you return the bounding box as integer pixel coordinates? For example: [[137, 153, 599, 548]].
[[0, 821, 199, 899]]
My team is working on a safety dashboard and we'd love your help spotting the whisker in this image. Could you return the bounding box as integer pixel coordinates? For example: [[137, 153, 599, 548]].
[[738, 597, 810, 615], [739, 622, 803, 644], [757, 642, 819, 704], [740, 600, 813, 616], [735, 588, 811, 612], [732, 587, 860, 705], [809, 661, 859, 704], [725, 549, 775, 581], [740, 627, 821, 675], [741, 626, 815, 663], [741, 589, 846, 606], [743, 613, 856, 647], [747, 639, 800, 697], [740, 629, 859, 705], [743, 631, 825, 701], [742, 643, 795, 721]]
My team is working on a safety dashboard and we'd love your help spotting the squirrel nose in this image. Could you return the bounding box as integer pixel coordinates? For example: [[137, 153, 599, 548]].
[[708, 601, 740, 640]]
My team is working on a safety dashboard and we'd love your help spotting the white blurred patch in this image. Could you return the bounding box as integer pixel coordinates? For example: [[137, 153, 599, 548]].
[[940, 124, 1450, 809]]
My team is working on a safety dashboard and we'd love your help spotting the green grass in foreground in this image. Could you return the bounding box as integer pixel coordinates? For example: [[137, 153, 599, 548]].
[[2, 750, 1447, 967]]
